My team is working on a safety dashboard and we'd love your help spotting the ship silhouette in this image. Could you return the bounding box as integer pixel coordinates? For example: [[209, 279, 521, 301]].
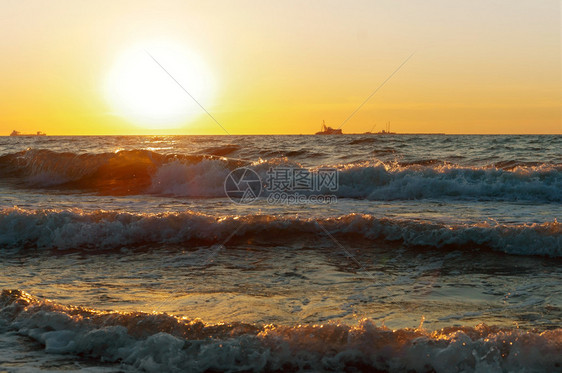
[[10, 130, 46, 136], [315, 120, 342, 135]]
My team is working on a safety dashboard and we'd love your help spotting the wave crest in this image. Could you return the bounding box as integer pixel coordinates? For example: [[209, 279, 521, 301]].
[[0, 149, 560, 201], [336, 161, 562, 201], [0, 208, 559, 256], [1, 290, 560, 373]]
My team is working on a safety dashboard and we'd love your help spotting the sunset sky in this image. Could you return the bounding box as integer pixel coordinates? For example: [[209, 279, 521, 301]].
[[1, 0, 560, 135]]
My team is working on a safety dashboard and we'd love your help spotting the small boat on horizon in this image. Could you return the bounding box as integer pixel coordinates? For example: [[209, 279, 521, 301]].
[[364, 121, 395, 135], [315, 120, 343, 135], [10, 130, 47, 136]]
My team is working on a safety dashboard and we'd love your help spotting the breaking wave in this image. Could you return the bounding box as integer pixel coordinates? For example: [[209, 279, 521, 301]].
[[335, 161, 562, 202], [0, 149, 560, 201], [0, 290, 560, 373], [0, 208, 559, 257]]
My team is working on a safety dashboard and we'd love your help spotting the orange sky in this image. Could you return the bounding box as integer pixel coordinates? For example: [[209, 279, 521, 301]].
[[1, 0, 560, 135]]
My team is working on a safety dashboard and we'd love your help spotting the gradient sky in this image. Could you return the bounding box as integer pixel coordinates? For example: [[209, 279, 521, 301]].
[[1, 0, 560, 135]]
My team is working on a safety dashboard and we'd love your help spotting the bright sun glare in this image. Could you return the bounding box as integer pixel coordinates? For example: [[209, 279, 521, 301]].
[[105, 41, 215, 129]]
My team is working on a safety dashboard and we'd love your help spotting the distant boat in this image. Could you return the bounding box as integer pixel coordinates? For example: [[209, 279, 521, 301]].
[[359, 122, 396, 135], [373, 121, 395, 135], [315, 120, 343, 135], [10, 130, 46, 136]]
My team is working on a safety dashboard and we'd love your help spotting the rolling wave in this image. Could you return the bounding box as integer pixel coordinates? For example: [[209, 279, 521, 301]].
[[0, 149, 560, 201], [1, 290, 560, 373], [0, 208, 559, 256], [0, 149, 244, 195], [336, 162, 562, 202], [349, 137, 381, 145], [198, 144, 241, 156]]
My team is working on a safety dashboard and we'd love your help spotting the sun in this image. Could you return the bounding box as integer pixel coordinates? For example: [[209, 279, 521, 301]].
[[104, 41, 215, 129]]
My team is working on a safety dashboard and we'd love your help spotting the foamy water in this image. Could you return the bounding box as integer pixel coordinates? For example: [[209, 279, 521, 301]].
[[0, 135, 560, 372]]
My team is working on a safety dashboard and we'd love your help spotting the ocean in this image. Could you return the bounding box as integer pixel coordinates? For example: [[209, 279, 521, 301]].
[[0, 134, 560, 372]]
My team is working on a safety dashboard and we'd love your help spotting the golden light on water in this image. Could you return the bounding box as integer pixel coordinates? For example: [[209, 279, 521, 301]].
[[104, 41, 215, 130]]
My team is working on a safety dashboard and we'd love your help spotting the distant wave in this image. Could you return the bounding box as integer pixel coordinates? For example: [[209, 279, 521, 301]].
[[197, 144, 241, 156], [348, 137, 381, 145], [0, 208, 559, 256], [1, 290, 560, 373], [0, 149, 560, 201], [372, 147, 398, 155]]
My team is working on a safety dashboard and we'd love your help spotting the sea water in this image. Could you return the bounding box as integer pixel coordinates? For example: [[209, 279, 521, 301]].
[[0, 135, 560, 372]]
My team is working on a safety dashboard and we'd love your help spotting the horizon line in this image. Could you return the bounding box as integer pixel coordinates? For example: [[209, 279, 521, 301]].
[[3, 132, 561, 136]]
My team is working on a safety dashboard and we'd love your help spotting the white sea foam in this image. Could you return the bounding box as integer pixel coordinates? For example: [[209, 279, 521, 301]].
[[148, 159, 230, 197], [335, 162, 562, 202], [1, 290, 560, 373], [0, 208, 559, 257]]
